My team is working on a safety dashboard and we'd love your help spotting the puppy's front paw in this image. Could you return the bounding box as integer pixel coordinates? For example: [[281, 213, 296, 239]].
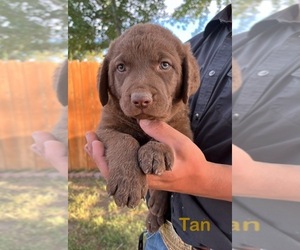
[[146, 211, 165, 233], [107, 170, 147, 208], [138, 141, 173, 175]]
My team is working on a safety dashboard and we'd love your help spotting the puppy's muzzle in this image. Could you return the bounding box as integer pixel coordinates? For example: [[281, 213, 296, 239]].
[[131, 92, 153, 109]]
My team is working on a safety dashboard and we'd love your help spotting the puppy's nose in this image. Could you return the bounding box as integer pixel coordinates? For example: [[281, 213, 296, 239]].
[[131, 92, 153, 108]]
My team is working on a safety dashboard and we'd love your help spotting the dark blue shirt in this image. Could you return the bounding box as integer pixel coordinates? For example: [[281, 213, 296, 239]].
[[170, 5, 232, 249]]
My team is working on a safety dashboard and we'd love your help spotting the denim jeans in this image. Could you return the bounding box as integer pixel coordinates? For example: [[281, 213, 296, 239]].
[[144, 231, 168, 250]]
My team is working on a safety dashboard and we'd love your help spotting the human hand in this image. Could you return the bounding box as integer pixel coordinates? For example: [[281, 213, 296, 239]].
[[139, 120, 207, 193], [84, 132, 109, 179], [140, 120, 232, 201], [31, 131, 68, 178]]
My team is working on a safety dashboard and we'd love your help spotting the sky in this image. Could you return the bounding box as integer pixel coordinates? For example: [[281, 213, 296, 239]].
[[159, 0, 220, 42], [160, 0, 298, 40]]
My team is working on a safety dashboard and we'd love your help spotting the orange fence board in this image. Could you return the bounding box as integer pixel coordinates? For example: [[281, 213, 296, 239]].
[[68, 61, 102, 171]]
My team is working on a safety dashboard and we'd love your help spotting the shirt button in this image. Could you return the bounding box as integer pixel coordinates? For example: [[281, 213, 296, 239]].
[[195, 113, 200, 120], [233, 113, 240, 120], [208, 70, 216, 76], [257, 70, 269, 76]]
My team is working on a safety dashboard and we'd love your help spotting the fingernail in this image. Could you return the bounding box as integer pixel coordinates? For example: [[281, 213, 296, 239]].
[[84, 144, 91, 155], [31, 133, 39, 142], [31, 144, 42, 156], [140, 119, 151, 126]]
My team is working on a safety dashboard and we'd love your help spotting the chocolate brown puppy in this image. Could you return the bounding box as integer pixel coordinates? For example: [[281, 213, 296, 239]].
[[97, 23, 200, 231]]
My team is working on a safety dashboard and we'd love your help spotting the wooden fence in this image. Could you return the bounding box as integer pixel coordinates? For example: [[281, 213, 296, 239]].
[[0, 61, 61, 170], [68, 61, 102, 171]]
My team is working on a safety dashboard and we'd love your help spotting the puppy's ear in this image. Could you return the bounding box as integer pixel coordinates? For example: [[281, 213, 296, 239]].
[[181, 43, 200, 104], [97, 57, 109, 106], [53, 59, 68, 106]]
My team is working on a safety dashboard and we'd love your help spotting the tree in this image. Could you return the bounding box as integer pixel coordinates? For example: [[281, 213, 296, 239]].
[[68, 0, 296, 60], [68, 0, 231, 60], [170, 0, 230, 36], [68, 0, 167, 60], [0, 0, 67, 60]]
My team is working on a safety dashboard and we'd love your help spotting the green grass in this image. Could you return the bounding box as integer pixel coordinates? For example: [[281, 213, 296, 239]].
[[0, 175, 68, 250], [68, 177, 148, 250]]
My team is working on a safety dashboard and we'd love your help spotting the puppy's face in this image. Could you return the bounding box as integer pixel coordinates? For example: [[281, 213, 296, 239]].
[[98, 24, 200, 121], [111, 30, 183, 120]]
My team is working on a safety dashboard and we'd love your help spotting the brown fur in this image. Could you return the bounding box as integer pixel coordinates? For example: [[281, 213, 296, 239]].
[[52, 60, 68, 145], [96, 23, 200, 231]]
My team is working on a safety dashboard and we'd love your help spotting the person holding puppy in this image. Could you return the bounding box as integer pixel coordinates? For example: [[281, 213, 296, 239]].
[[86, 4, 232, 250]]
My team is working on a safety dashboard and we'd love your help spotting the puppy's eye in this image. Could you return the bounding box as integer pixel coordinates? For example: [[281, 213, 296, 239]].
[[117, 64, 126, 72], [160, 61, 170, 70]]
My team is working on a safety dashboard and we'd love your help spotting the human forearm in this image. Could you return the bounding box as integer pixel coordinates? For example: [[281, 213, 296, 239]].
[[233, 145, 300, 201], [203, 162, 232, 201], [147, 160, 232, 201]]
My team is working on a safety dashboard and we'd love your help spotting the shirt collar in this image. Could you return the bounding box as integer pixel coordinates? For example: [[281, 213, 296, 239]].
[[249, 4, 300, 37], [204, 4, 232, 37]]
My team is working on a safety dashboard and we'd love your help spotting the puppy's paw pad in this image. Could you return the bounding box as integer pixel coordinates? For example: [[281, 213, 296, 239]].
[[138, 141, 174, 175]]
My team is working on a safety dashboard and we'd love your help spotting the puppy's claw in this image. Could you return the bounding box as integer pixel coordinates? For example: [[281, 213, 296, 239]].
[[155, 169, 162, 175]]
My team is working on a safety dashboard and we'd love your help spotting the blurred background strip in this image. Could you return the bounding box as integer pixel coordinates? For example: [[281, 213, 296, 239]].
[[0, 61, 60, 170]]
